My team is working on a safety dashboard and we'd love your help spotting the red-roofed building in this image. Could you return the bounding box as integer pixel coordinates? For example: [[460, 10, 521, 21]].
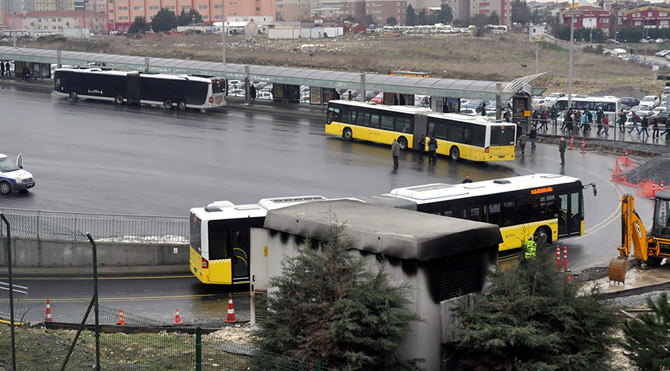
[[562, 5, 612, 37], [621, 6, 670, 28]]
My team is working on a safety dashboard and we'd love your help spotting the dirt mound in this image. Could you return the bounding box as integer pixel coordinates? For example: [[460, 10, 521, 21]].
[[589, 86, 646, 99], [621, 155, 670, 184]]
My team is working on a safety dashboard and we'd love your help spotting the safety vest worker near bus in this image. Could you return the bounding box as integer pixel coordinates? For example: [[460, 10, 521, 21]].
[[524, 236, 537, 259]]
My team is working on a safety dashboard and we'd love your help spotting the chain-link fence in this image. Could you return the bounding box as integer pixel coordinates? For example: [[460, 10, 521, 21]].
[[0, 212, 330, 370]]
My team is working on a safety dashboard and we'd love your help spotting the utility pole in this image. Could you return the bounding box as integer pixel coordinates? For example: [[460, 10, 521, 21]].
[[567, 0, 575, 111], [221, 0, 226, 63]]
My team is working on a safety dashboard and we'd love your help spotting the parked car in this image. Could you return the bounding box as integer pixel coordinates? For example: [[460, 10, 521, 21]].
[[371, 92, 384, 104], [640, 95, 661, 109], [543, 92, 565, 106], [661, 87, 670, 103], [604, 39, 620, 44], [652, 106, 667, 117], [656, 50, 670, 57], [0, 153, 35, 195], [620, 97, 640, 108]]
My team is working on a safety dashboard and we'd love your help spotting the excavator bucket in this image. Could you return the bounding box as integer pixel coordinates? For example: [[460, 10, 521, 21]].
[[608, 258, 631, 283]]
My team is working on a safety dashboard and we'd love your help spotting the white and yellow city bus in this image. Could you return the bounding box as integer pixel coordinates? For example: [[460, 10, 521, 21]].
[[325, 100, 517, 162], [385, 174, 588, 257], [189, 195, 326, 285]]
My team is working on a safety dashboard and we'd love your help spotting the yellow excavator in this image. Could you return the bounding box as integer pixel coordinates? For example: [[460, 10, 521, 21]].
[[609, 192, 670, 283]]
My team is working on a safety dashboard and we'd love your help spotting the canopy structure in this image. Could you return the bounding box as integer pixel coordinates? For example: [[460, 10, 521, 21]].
[[0, 46, 550, 99]]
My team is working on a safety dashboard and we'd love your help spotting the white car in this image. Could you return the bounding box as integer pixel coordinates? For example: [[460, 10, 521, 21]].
[[656, 50, 670, 57], [0, 153, 35, 195], [640, 95, 660, 109], [544, 92, 565, 106]]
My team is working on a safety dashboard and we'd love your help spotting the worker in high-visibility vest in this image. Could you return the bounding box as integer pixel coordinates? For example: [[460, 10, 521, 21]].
[[524, 236, 537, 260]]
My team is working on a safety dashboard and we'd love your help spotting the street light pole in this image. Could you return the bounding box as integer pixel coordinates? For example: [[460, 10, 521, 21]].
[[567, 0, 575, 111], [221, 0, 226, 63]]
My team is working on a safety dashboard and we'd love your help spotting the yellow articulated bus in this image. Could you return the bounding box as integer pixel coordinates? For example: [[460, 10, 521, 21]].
[[390, 70, 432, 78], [189, 195, 326, 285], [383, 174, 591, 258], [325, 100, 516, 162]]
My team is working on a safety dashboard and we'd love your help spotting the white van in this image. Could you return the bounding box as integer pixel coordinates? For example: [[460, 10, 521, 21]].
[[0, 153, 35, 195]]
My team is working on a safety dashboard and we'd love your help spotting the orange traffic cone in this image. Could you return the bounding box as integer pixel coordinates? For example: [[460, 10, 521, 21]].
[[45, 298, 53, 323], [173, 309, 184, 325], [117, 308, 126, 326], [224, 294, 238, 323], [568, 275, 572, 282]]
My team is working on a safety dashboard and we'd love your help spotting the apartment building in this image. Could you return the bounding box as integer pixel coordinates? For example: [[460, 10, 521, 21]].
[[108, 0, 275, 32], [443, 0, 512, 26], [22, 10, 106, 32]]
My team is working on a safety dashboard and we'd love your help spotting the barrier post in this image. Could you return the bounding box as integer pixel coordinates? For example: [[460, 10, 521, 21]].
[[652, 181, 657, 200], [569, 136, 574, 150], [613, 159, 619, 179], [557, 245, 561, 271], [564, 245, 568, 272], [662, 180, 664, 191], [581, 138, 585, 154]]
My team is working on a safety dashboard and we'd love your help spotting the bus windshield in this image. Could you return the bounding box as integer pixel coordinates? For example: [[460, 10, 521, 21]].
[[490, 125, 516, 146]]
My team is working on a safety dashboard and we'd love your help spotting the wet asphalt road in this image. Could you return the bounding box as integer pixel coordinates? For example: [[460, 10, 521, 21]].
[[0, 83, 660, 324]]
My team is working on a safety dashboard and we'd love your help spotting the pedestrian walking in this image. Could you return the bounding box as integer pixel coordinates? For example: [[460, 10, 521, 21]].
[[640, 113, 650, 140], [618, 109, 627, 133], [391, 138, 400, 169], [596, 108, 604, 135], [22, 65, 30, 82], [428, 136, 438, 164], [249, 84, 256, 104], [462, 175, 473, 183], [478, 102, 487, 116], [628, 112, 639, 134], [5, 61, 9, 77], [0, 61, 4, 77], [602, 115, 609, 136], [559, 137, 567, 165], [653, 116, 660, 139], [550, 106, 558, 128], [518, 133, 527, 155], [418, 135, 427, 161], [529, 125, 537, 150]]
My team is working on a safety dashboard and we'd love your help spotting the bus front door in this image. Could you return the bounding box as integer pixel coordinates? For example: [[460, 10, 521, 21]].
[[557, 191, 582, 237], [231, 229, 251, 282]]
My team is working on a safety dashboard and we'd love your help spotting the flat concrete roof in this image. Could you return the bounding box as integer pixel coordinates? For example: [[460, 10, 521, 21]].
[[263, 199, 502, 261]]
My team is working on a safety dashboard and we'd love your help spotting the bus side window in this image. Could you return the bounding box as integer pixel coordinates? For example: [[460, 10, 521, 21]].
[[327, 107, 340, 124], [487, 203, 501, 225], [448, 123, 464, 143], [435, 121, 447, 139], [469, 206, 483, 221], [463, 127, 472, 144], [501, 201, 515, 227], [395, 117, 411, 133], [427, 121, 435, 137], [472, 126, 485, 147], [381, 115, 394, 130], [357, 112, 371, 127], [442, 209, 453, 217], [370, 113, 381, 129]]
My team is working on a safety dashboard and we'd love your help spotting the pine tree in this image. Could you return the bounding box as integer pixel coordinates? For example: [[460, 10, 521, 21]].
[[252, 228, 422, 370], [623, 293, 670, 370], [455, 246, 618, 370]]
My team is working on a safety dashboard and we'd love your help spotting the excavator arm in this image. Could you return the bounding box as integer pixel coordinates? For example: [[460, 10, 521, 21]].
[[610, 194, 653, 283]]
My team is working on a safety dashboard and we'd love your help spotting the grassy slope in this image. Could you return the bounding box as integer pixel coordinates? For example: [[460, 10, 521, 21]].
[[2, 32, 665, 96]]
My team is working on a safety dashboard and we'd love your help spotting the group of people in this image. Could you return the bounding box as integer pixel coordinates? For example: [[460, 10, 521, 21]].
[[621, 109, 670, 140], [0, 60, 11, 77], [561, 108, 609, 136], [531, 106, 558, 131], [390, 135, 438, 170]]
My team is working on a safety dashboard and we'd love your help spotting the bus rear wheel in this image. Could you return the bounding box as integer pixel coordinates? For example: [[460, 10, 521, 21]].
[[450, 147, 460, 161], [178, 100, 187, 111], [114, 95, 124, 104], [343, 128, 353, 141], [164, 99, 173, 110], [398, 137, 408, 150], [69, 91, 78, 102], [534, 227, 551, 246]]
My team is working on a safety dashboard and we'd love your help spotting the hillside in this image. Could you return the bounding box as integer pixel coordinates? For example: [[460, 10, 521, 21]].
[[2, 32, 662, 96]]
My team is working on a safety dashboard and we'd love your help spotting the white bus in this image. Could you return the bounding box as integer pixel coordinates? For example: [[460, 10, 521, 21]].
[[54, 68, 227, 111], [555, 95, 621, 121]]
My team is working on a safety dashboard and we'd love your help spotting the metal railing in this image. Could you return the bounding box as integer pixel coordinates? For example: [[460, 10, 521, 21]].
[[0, 208, 188, 243]]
